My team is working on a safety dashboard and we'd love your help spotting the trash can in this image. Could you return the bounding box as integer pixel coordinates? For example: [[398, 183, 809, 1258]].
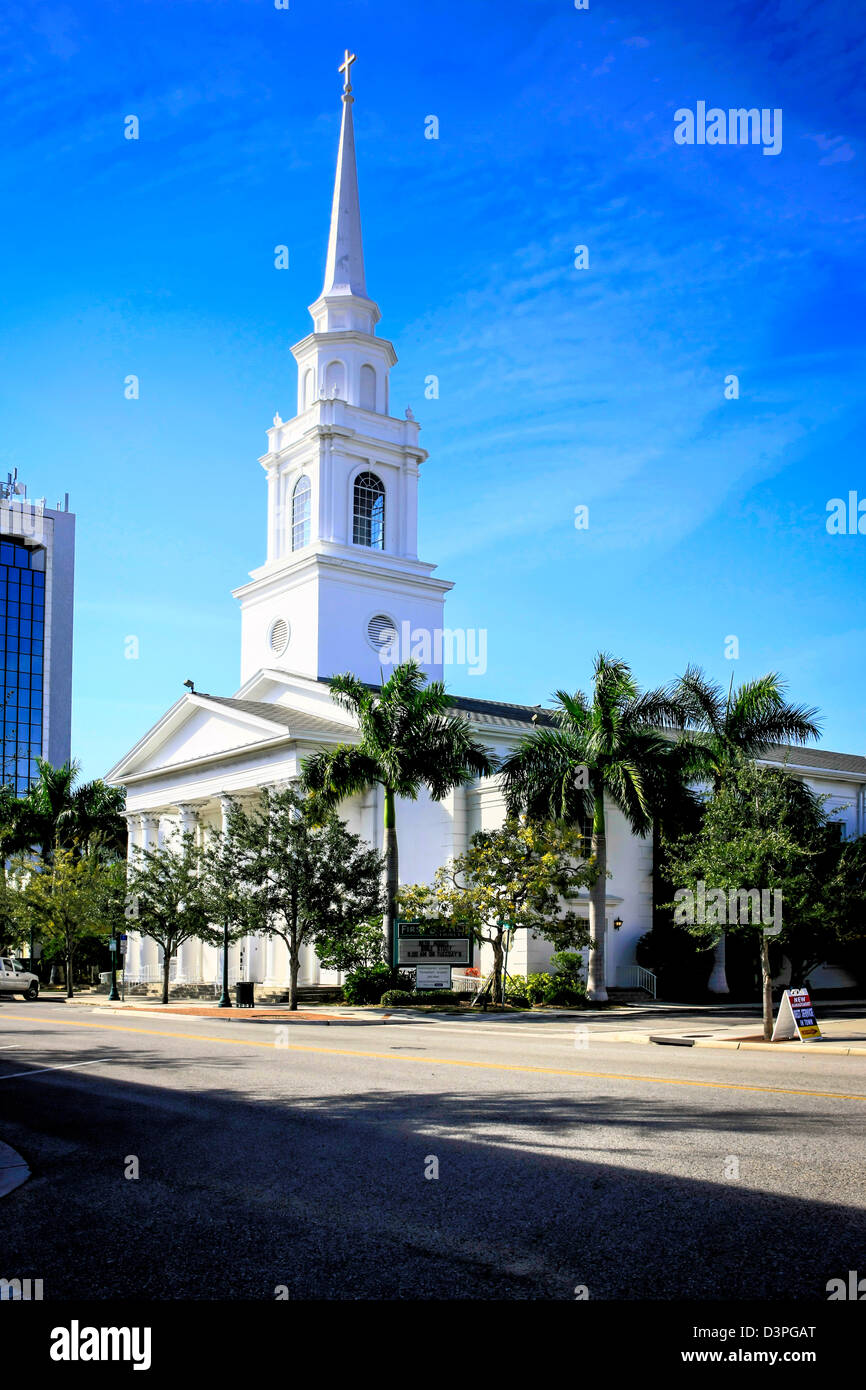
[[235, 981, 255, 1008]]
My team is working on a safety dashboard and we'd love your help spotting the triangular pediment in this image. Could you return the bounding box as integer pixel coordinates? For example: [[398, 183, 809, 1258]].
[[105, 690, 353, 784]]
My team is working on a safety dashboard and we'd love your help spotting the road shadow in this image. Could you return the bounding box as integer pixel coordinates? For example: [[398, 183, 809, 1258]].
[[0, 1043, 864, 1301]]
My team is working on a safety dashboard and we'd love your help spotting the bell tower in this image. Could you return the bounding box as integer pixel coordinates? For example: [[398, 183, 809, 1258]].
[[234, 53, 452, 687]]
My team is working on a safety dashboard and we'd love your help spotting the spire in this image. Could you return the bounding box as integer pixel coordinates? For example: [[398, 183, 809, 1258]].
[[321, 51, 368, 299]]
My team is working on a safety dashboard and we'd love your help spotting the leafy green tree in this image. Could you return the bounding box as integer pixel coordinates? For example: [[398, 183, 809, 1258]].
[[500, 654, 694, 1001], [828, 835, 866, 947], [13, 850, 125, 998], [315, 914, 386, 975], [302, 661, 495, 966], [399, 818, 594, 1005], [650, 670, 822, 996], [200, 803, 259, 1007], [234, 786, 383, 1010], [663, 760, 838, 1038], [126, 832, 215, 1004]]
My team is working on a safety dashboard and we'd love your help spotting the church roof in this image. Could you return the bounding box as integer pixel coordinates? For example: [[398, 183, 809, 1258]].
[[449, 693, 556, 730], [312, 676, 866, 774], [192, 693, 348, 739], [755, 743, 866, 776]]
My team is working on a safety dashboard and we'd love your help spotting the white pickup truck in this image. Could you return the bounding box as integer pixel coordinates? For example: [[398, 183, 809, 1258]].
[[0, 958, 39, 999]]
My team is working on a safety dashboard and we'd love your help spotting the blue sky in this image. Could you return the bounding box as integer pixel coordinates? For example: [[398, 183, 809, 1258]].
[[1, 0, 863, 778]]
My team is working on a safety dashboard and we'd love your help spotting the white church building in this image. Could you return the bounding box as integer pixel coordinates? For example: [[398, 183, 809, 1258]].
[[107, 61, 866, 1000]]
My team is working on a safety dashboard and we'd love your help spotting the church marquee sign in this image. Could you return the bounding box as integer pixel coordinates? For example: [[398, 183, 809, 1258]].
[[395, 921, 472, 969]]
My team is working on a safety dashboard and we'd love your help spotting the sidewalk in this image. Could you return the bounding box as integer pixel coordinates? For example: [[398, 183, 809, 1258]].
[[602, 1019, 866, 1056], [62, 998, 379, 1025], [59, 996, 866, 1053]]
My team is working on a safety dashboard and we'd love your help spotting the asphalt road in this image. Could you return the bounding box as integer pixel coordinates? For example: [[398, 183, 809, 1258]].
[[1, 998, 865, 1301]]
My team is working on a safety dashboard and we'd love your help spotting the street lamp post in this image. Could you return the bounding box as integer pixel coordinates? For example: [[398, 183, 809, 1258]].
[[218, 917, 232, 1008], [107, 933, 120, 1001]]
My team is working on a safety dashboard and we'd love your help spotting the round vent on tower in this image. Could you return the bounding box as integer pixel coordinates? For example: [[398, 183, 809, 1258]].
[[367, 613, 398, 653], [268, 618, 290, 657]]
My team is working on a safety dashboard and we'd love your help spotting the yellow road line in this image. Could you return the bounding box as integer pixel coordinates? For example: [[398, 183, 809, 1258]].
[[1, 1013, 864, 1102]]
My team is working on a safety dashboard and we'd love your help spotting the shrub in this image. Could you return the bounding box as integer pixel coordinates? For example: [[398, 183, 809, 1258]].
[[379, 989, 462, 1006], [503, 972, 528, 998], [523, 965, 587, 1006], [507, 995, 530, 1009], [544, 985, 586, 1006], [343, 963, 412, 1005], [526, 972, 554, 1003], [550, 950, 584, 984]]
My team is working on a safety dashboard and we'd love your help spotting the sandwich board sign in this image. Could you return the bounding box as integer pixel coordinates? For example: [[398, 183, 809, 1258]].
[[771, 987, 822, 1042]]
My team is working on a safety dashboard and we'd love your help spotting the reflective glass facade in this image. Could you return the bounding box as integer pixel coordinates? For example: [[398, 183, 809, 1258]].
[[0, 539, 45, 793]]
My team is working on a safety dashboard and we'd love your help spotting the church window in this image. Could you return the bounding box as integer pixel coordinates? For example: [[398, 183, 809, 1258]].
[[303, 369, 314, 409], [353, 472, 385, 549], [360, 364, 377, 411], [292, 476, 311, 550]]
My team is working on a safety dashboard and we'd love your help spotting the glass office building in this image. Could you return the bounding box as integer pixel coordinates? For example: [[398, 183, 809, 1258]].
[[0, 538, 45, 793], [0, 478, 74, 796]]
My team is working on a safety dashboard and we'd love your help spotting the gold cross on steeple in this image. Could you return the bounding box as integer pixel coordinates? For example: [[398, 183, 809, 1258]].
[[339, 49, 357, 94]]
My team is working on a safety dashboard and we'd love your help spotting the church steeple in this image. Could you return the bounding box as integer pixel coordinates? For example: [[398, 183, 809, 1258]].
[[234, 54, 453, 688], [321, 51, 367, 300], [307, 52, 381, 338]]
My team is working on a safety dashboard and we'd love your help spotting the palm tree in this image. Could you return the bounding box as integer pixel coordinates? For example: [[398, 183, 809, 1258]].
[[500, 654, 694, 1002], [302, 661, 495, 965], [672, 668, 821, 995], [68, 778, 127, 861], [19, 759, 126, 862], [0, 782, 29, 870], [18, 760, 79, 859], [674, 668, 821, 788]]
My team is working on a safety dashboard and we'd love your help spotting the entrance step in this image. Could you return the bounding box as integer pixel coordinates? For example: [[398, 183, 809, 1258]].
[[294, 986, 344, 1004]]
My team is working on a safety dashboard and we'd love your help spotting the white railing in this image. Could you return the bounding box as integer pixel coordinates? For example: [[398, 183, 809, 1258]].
[[616, 965, 657, 999], [452, 971, 483, 995], [123, 962, 191, 985], [211, 970, 240, 995]]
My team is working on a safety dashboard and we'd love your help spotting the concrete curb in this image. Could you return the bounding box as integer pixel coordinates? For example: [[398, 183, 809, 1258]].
[[598, 1031, 866, 1056], [0, 1141, 30, 1199]]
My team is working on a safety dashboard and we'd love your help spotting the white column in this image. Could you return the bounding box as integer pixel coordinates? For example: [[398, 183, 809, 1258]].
[[175, 803, 204, 984], [137, 813, 161, 974], [218, 794, 234, 835], [124, 814, 144, 979], [444, 782, 468, 861], [217, 795, 238, 984], [707, 935, 730, 995]]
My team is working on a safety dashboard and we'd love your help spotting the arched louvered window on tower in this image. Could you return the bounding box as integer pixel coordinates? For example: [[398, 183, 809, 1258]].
[[353, 471, 385, 550], [325, 360, 345, 399], [292, 475, 311, 551], [360, 364, 377, 411]]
